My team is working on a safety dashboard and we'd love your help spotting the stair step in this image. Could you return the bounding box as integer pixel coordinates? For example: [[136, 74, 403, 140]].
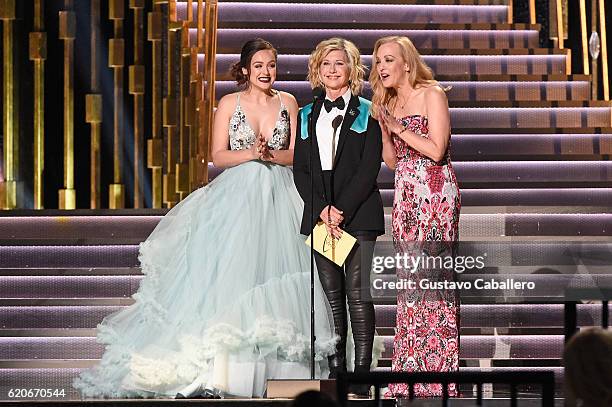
[[1, 273, 610, 300], [375, 161, 612, 188], [1, 304, 609, 329], [371, 274, 612, 301], [0, 232, 611, 267], [206, 28, 539, 52], [450, 134, 612, 159], [211, 53, 567, 78], [0, 268, 141, 276], [0, 213, 610, 242], [0, 367, 564, 402], [0, 335, 564, 361], [178, 2, 509, 25], [212, 0, 511, 5], [216, 80, 592, 103], [459, 188, 612, 206]]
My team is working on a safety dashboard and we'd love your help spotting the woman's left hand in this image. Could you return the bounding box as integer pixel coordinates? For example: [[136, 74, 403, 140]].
[[379, 105, 405, 135], [258, 134, 275, 161]]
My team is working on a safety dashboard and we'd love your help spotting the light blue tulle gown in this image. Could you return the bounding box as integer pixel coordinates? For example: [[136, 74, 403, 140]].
[[73, 92, 337, 398]]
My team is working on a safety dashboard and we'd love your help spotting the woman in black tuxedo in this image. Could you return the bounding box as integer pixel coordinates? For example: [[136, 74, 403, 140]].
[[293, 37, 385, 390]]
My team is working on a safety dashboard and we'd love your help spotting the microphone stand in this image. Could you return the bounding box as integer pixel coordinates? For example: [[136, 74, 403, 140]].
[[309, 89, 323, 379]]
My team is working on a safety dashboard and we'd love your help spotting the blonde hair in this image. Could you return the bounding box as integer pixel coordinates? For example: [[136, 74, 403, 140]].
[[369, 36, 440, 118], [564, 328, 612, 407], [307, 38, 365, 95]]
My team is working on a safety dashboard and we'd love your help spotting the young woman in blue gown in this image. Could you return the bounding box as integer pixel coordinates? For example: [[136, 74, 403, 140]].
[[73, 38, 337, 399]]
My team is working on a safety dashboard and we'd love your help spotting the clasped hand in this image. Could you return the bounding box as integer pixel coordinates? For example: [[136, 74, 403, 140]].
[[251, 134, 275, 161], [320, 205, 344, 239], [377, 104, 405, 140]]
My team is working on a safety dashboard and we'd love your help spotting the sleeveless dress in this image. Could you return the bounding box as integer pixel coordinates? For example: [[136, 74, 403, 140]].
[[387, 114, 461, 398], [73, 92, 337, 398]]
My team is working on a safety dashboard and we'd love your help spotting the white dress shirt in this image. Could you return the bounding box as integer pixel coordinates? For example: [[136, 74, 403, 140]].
[[316, 88, 351, 171]]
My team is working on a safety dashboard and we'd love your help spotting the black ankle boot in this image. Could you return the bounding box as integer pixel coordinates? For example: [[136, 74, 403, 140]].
[[328, 355, 347, 379], [348, 365, 371, 398]]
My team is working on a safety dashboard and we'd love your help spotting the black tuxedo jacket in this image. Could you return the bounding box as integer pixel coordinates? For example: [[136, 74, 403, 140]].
[[293, 94, 385, 236]]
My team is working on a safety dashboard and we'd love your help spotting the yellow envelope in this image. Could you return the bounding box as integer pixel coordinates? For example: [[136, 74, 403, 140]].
[[305, 222, 357, 266]]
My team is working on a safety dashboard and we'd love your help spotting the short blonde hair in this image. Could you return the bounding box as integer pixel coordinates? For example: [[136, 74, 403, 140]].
[[307, 38, 365, 95]]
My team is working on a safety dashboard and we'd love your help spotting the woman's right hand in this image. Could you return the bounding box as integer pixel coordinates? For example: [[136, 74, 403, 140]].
[[376, 104, 394, 144], [379, 115, 393, 144], [249, 135, 266, 160]]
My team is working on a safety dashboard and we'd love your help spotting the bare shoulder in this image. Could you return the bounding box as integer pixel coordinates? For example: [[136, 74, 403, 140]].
[[217, 92, 239, 113], [279, 90, 298, 108], [423, 84, 447, 102]]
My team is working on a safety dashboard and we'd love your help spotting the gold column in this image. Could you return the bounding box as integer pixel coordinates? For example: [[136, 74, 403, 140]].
[[191, 0, 204, 191], [200, 0, 218, 186], [529, 0, 536, 25], [589, 0, 597, 98], [556, 0, 565, 49], [30, 0, 46, 209], [147, 7, 162, 208], [599, 0, 609, 100], [130, 0, 145, 208], [581, 0, 589, 76], [0, 0, 16, 209], [163, 1, 179, 207], [507, 0, 513, 24], [58, 0, 76, 209], [87, 0, 102, 209], [176, 20, 190, 200], [109, 0, 125, 209]]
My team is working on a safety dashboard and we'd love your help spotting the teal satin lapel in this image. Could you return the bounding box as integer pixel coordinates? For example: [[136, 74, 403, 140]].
[[299, 103, 313, 140], [350, 97, 371, 133]]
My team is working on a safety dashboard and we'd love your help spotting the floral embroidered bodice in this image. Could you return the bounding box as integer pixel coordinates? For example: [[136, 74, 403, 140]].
[[228, 92, 290, 151]]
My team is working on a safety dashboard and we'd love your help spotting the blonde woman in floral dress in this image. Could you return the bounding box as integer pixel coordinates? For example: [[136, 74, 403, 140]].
[[370, 36, 461, 398]]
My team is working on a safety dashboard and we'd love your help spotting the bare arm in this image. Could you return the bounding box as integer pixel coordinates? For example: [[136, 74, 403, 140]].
[[395, 86, 450, 162], [379, 114, 398, 170], [211, 94, 259, 168]]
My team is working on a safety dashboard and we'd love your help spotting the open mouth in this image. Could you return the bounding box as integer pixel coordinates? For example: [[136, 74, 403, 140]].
[[380, 73, 390, 80], [258, 77, 271, 83]]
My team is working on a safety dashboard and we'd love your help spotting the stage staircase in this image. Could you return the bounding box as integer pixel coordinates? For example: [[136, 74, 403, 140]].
[[1, 0, 611, 401]]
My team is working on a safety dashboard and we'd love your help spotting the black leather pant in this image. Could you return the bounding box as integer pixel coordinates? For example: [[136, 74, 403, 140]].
[[315, 232, 377, 375]]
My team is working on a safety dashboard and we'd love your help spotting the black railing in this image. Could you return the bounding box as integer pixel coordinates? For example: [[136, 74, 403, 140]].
[[336, 371, 556, 407], [564, 287, 612, 342]]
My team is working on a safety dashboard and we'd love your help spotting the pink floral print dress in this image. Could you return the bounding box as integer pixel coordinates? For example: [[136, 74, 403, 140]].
[[387, 114, 461, 398]]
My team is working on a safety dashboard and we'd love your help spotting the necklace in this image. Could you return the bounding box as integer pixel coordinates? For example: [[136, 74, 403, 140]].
[[397, 89, 415, 110]]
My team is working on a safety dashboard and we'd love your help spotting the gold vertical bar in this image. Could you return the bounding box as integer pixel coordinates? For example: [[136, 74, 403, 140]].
[[1, 0, 16, 209], [580, 0, 590, 75], [148, 8, 162, 208], [590, 0, 598, 99], [599, 0, 609, 100], [31, 0, 46, 209], [200, 0, 218, 186], [189, 47, 199, 192], [164, 22, 180, 207], [197, 0, 203, 49], [556, 0, 565, 49], [529, 0, 536, 25], [58, 0, 76, 209], [130, 0, 145, 208], [507, 0, 513, 24], [109, 0, 125, 209], [187, 0, 193, 22], [88, 0, 102, 209], [168, 0, 176, 22], [176, 23, 190, 200]]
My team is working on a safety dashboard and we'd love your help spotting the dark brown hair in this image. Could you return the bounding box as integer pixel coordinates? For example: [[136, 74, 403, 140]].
[[230, 38, 277, 87]]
